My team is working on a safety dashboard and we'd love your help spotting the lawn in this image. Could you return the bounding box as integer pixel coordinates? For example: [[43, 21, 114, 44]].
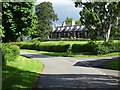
[[103, 59, 120, 70], [38, 40, 120, 45], [2, 56, 43, 89], [21, 49, 120, 58]]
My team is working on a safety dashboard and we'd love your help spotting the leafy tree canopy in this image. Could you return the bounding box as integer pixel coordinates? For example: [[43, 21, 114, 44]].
[[75, 20, 81, 24], [75, 2, 120, 42], [65, 17, 73, 25], [64, 17, 81, 25], [34, 2, 58, 39], [2, 1, 37, 42]]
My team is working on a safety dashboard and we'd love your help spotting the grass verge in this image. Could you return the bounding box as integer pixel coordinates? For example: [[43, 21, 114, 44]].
[[21, 49, 120, 58], [2, 56, 43, 89], [103, 60, 120, 70]]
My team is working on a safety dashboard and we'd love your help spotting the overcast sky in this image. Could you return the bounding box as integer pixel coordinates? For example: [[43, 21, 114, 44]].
[[36, 0, 82, 26]]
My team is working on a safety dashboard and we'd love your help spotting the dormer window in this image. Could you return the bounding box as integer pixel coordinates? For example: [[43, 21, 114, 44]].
[[77, 26, 80, 29], [67, 27, 69, 30], [71, 26, 74, 29], [61, 27, 64, 30], [58, 28, 60, 30]]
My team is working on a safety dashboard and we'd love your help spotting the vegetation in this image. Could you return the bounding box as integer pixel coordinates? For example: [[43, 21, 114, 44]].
[[34, 2, 58, 39], [75, 2, 120, 42], [75, 20, 81, 24], [65, 17, 73, 25], [21, 49, 120, 58], [12, 40, 120, 55], [64, 17, 81, 25], [2, 43, 43, 89], [12, 42, 70, 52], [3, 56, 43, 89], [2, 2, 37, 42], [103, 60, 120, 70], [2, 44, 20, 65]]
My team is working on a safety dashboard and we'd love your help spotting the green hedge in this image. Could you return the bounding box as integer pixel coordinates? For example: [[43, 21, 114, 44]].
[[2, 44, 20, 64], [71, 42, 98, 54], [103, 41, 120, 52], [15, 42, 70, 52], [12, 40, 120, 55], [71, 41, 120, 55]]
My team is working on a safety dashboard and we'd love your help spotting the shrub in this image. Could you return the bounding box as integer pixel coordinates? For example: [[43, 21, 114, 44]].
[[95, 43, 110, 54], [71, 44, 83, 53], [15, 42, 70, 52], [103, 41, 120, 52], [35, 44, 70, 52], [2, 44, 20, 64], [71, 41, 98, 54]]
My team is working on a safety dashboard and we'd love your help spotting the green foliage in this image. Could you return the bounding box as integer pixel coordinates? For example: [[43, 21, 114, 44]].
[[71, 41, 98, 54], [75, 2, 120, 42], [35, 2, 58, 39], [104, 59, 120, 70], [103, 40, 120, 52], [0, 12, 4, 38], [65, 17, 73, 25], [95, 43, 110, 54], [75, 20, 81, 24], [2, 44, 20, 64], [3, 56, 43, 89], [71, 41, 120, 55], [2, 2, 37, 42], [15, 42, 70, 52]]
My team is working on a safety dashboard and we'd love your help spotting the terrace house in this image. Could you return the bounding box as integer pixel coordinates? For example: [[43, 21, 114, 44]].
[[50, 20, 89, 39]]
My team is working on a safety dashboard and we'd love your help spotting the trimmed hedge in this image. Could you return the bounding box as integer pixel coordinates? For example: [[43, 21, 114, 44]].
[[71, 41, 120, 55], [103, 41, 120, 52], [71, 42, 98, 54], [15, 42, 70, 52], [12, 40, 120, 55], [2, 44, 20, 64], [95, 44, 110, 54]]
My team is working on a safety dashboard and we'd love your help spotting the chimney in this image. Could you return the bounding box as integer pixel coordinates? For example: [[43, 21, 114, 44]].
[[54, 21, 57, 28], [62, 21, 66, 27], [72, 20, 75, 26], [54, 23, 57, 28]]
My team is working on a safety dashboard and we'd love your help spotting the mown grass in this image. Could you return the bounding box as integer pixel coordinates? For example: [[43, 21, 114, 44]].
[[2, 56, 43, 89], [21, 49, 120, 58], [36, 40, 120, 45], [103, 60, 120, 70]]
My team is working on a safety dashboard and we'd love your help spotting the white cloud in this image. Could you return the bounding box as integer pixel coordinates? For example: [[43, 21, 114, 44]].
[[36, 0, 74, 6]]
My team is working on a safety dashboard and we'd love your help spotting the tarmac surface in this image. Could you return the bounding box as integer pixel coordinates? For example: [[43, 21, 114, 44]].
[[20, 51, 120, 89]]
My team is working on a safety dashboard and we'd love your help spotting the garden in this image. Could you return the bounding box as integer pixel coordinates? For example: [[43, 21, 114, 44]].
[[1, 1, 120, 89], [1, 43, 43, 89]]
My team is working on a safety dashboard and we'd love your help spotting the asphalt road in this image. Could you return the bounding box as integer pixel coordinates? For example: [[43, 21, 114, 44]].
[[20, 51, 120, 89]]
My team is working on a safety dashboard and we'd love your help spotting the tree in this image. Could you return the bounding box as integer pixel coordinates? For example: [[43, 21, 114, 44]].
[[35, 2, 58, 39], [75, 20, 81, 24], [75, 2, 120, 42], [65, 17, 73, 25], [2, 2, 37, 42], [0, 12, 4, 42]]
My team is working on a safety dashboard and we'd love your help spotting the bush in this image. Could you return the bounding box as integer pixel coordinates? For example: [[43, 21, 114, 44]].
[[71, 41, 112, 55], [15, 42, 70, 52], [95, 43, 110, 54], [103, 41, 120, 52], [2, 44, 20, 64], [71, 41, 98, 54]]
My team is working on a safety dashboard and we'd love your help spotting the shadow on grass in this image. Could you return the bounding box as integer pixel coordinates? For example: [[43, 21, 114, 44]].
[[74, 57, 120, 70], [33, 74, 119, 90], [21, 53, 53, 58], [2, 65, 39, 89]]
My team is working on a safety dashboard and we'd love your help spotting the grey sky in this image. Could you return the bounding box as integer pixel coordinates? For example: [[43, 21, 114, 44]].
[[36, 0, 82, 26]]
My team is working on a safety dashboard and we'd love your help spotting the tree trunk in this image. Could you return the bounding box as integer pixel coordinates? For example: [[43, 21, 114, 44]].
[[105, 23, 112, 42]]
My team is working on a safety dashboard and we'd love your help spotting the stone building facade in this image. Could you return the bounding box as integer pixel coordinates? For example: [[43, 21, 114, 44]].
[[50, 21, 89, 39]]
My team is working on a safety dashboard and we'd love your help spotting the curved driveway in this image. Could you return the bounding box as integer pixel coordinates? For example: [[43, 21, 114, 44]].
[[20, 51, 120, 89]]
